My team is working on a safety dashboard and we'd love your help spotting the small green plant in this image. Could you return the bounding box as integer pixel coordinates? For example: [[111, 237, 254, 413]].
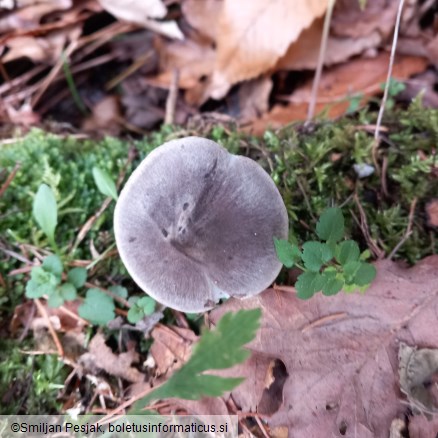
[[275, 207, 376, 299], [92, 166, 118, 201], [127, 296, 156, 323], [380, 78, 406, 110], [32, 183, 59, 253], [25, 254, 86, 307], [132, 308, 261, 411]]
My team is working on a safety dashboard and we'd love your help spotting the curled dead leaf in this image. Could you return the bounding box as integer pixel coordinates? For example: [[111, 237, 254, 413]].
[[210, 0, 328, 99]]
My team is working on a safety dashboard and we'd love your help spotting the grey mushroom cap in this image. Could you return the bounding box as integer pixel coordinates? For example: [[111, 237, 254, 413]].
[[114, 136, 288, 313]]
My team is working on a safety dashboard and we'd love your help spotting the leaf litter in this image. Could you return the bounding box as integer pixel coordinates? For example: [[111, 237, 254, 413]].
[[0, 0, 436, 132], [1, 0, 438, 428], [165, 256, 438, 437]]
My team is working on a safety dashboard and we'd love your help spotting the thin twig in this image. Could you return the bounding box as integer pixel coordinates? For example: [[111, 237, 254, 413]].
[[374, 0, 405, 139], [0, 162, 20, 198], [165, 69, 180, 125], [34, 298, 64, 357], [352, 194, 385, 259], [306, 0, 336, 122], [373, 0, 405, 170], [254, 414, 270, 438], [388, 197, 417, 260]]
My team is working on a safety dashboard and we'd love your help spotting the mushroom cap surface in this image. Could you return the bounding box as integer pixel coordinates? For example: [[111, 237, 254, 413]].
[[114, 136, 288, 312]]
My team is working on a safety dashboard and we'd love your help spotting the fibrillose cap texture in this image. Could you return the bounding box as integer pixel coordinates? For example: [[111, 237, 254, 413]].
[[114, 137, 288, 312]]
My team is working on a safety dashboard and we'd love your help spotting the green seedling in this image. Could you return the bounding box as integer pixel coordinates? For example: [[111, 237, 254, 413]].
[[127, 296, 156, 323], [25, 254, 86, 307], [92, 166, 118, 201], [380, 78, 406, 110], [275, 207, 376, 299]]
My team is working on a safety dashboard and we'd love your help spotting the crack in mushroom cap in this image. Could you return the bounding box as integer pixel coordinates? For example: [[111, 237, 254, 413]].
[[114, 137, 288, 313]]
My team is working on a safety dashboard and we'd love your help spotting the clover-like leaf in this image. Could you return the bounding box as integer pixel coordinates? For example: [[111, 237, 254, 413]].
[[336, 240, 360, 265], [67, 267, 87, 289], [274, 238, 301, 268], [302, 241, 333, 272], [343, 261, 362, 284], [25, 279, 46, 299], [296, 271, 325, 300], [60, 283, 77, 301], [42, 255, 63, 278], [79, 288, 115, 325], [108, 285, 128, 299], [321, 271, 344, 296], [316, 207, 344, 243], [137, 296, 156, 315], [47, 290, 64, 308], [354, 262, 377, 286], [127, 306, 144, 324]]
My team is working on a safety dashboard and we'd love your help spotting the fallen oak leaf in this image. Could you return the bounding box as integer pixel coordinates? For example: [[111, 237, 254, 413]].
[[200, 256, 438, 437], [79, 333, 144, 383], [209, 0, 328, 99]]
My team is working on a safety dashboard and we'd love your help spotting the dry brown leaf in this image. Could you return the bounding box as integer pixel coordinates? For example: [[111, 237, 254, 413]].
[[277, 17, 381, 70], [98, 0, 183, 39], [82, 95, 122, 136], [0, 0, 72, 33], [3, 26, 81, 63], [426, 200, 438, 228], [148, 38, 215, 91], [181, 0, 223, 43], [237, 76, 272, 122], [203, 256, 438, 437], [331, 0, 398, 39], [79, 333, 144, 383], [150, 324, 198, 376], [248, 53, 428, 134], [427, 35, 438, 66], [408, 415, 438, 438], [209, 0, 328, 99]]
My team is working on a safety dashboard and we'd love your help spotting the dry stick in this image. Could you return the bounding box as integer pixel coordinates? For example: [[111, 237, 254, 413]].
[[352, 194, 385, 259], [306, 0, 336, 122], [31, 40, 78, 107], [106, 50, 154, 91], [372, 0, 405, 172], [0, 162, 20, 197], [388, 197, 417, 260], [164, 69, 180, 125], [34, 298, 64, 357]]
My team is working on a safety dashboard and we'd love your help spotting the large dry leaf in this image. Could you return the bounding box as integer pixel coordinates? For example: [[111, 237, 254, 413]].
[[0, 0, 72, 33], [182, 0, 223, 43], [209, 0, 328, 99], [248, 53, 428, 134], [331, 0, 398, 39], [277, 17, 381, 70], [205, 256, 438, 437]]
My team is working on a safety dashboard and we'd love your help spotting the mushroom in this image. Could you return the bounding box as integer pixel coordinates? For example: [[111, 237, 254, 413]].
[[114, 136, 288, 312]]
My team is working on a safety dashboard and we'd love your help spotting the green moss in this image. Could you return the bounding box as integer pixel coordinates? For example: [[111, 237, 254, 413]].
[[0, 339, 67, 414], [0, 102, 437, 414]]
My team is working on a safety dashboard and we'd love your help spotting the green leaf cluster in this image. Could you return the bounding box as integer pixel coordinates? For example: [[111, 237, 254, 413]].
[[25, 255, 86, 307], [275, 207, 376, 299], [132, 308, 261, 410], [78, 288, 115, 326], [127, 296, 156, 323]]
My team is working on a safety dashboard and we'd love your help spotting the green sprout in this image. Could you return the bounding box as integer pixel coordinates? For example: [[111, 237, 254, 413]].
[[275, 207, 377, 299]]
